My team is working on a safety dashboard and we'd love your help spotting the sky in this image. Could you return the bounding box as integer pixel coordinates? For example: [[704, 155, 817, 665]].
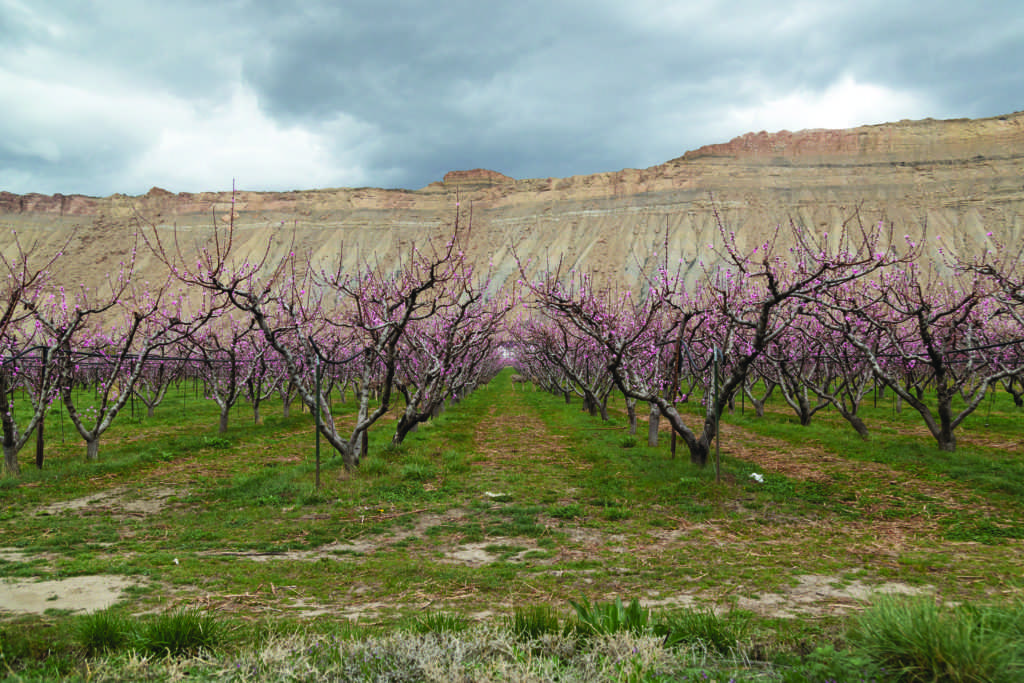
[[2, 0, 1022, 197]]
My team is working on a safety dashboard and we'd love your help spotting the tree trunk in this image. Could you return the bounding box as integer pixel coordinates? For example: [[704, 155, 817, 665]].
[[3, 442, 19, 476], [831, 404, 870, 440], [626, 397, 637, 435], [848, 414, 870, 440], [35, 416, 43, 470], [219, 408, 230, 434], [690, 438, 710, 467], [392, 414, 418, 446], [647, 402, 660, 447], [1, 375, 19, 475], [85, 438, 99, 462], [798, 393, 813, 426], [937, 432, 956, 452]]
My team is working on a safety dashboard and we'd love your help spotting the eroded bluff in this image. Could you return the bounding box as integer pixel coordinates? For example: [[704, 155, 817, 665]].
[[2, 111, 1022, 291]]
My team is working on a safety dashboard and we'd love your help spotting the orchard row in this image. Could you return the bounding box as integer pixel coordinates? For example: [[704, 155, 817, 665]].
[[2, 210, 1022, 475]]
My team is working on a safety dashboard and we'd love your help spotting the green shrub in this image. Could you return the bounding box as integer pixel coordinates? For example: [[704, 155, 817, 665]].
[[134, 608, 224, 657], [77, 609, 132, 656], [655, 607, 750, 655], [849, 597, 1023, 683], [569, 597, 651, 637]]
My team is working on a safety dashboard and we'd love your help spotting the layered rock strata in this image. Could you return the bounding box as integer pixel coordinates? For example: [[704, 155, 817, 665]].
[[2, 111, 1022, 291]]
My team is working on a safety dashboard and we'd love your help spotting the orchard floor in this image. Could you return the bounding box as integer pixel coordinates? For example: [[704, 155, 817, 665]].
[[1, 373, 1022, 634]]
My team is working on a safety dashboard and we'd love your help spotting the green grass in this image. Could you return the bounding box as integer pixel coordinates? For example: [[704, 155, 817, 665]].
[[1, 369, 1023, 680], [849, 597, 1024, 682], [655, 607, 752, 655], [132, 608, 226, 657]]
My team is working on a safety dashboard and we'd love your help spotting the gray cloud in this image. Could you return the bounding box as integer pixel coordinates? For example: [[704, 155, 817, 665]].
[[1, 0, 1022, 196]]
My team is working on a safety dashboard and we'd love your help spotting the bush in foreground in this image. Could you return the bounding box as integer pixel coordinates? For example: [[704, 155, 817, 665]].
[[75, 607, 224, 659], [849, 597, 1024, 682]]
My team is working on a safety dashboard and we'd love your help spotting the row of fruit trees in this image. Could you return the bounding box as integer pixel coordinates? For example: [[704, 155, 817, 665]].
[[2, 205, 1022, 476]]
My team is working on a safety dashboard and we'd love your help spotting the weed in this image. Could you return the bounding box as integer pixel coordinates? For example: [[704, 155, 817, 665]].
[[400, 462, 436, 482], [569, 597, 652, 637], [602, 506, 631, 521], [360, 458, 390, 477]]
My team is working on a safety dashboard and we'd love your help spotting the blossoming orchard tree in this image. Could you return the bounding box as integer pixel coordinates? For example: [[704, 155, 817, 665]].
[[955, 235, 1024, 407], [392, 270, 512, 445], [145, 203, 482, 469], [512, 313, 616, 419], [0, 232, 65, 474], [34, 271, 206, 462], [525, 216, 913, 466], [131, 341, 189, 419], [814, 247, 1024, 452], [183, 310, 264, 433]]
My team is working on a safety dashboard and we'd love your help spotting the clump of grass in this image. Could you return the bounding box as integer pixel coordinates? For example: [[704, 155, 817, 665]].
[[360, 458, 390, 477], [655, 607, 751, 655], [134, 608, 224, 657], [407, 612, 470, 634], [400, 462, 436, 482], [620, 436, 638, 449], [849, 597, 1024, 683], [548, 503, 582, 520], [77, 609, 132, 656], [601, 506, 630, 521], [569, 597, 651, 637], [508, 604, 564, 639]]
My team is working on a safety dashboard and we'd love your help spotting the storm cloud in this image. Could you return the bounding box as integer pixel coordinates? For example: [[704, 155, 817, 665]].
[[2, 0, 1021, 196]]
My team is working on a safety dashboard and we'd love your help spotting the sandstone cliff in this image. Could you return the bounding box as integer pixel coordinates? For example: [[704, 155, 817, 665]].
[[2, 111, 1022, 291]]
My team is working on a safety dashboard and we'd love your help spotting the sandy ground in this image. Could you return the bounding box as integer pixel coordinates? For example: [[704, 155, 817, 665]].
[[0, 570, 139, 615]]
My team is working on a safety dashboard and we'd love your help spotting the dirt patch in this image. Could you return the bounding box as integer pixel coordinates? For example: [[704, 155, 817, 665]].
[[37, 486, 182, 517], [198, 509, 471, 563], [0, 575, 140, 615], [442, 540, 545, 566], [734, 573, 929, 618], [0, 548, 35, 563]]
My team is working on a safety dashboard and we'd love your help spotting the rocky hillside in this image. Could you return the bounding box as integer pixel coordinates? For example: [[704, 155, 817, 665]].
[[2, 111, 1022, 291]]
